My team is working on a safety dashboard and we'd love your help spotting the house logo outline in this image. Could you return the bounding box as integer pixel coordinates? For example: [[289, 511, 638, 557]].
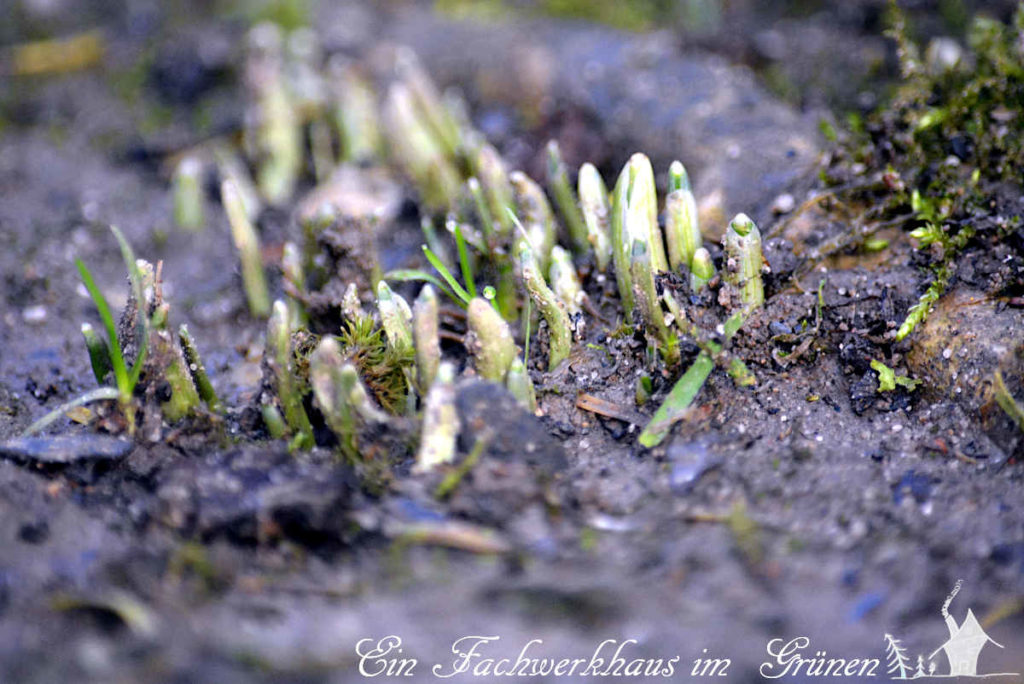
[[884, 580, 1020, 680]]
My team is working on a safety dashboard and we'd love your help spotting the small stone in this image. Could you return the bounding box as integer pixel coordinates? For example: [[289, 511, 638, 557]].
[[668, 450, 719, 493], [22, 305, 47, 324], [925, 37, 962, 74], [0, 435, 132, 464], [771, 193, 795, 215]]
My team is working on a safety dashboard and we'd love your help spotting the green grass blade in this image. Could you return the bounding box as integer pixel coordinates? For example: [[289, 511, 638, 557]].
[[81, 324, 112, 384], [385, 269, 465, 308], [75, 258, 128, 393], [422, 245, 471, 304], [453, 223, 477, 299], [638, 352, 714, 447], [22, 386, 121, 436], [420, 216, 450, 267]]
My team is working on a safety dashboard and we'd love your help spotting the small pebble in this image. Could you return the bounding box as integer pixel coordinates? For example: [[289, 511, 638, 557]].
[[942, 347, 953, 359], [1, 435, 132, 463], [925, 37, 962, 73], [22, 305, 47, 324], [772, 193, 795, 214]]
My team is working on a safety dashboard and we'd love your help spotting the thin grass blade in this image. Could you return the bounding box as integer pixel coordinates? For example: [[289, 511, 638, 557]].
[[385, 269, 466, 308], [75, 259, 128, 390], [23, 386, 121, 436], [422, 245, 471, 303], [453, 223, 477, 298]]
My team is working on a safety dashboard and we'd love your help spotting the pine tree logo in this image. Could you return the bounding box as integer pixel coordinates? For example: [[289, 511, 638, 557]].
[[884, 634, 912, 679], [883, 581, 1019, 679]]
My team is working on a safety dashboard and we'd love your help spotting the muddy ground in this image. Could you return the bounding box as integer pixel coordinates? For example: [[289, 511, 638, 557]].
[[1, 1, 1022, 682]]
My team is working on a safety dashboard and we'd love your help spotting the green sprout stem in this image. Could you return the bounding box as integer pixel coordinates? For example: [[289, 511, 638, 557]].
[[638, 353, 714, 447], [222, 179, 271, 318], [173, 155, 204, 232], [519, 242, 572, 371], [467, 297, 517, 382], [267, 300, 314, 449], [434, 432, 489, 499], [546, 140, 588, 252], [178, 324, 222, 413], [413, 285, 441, 393], [261, 404, 287, 439], [310, 339, 360, 460], [578, 163, 612, 272], [611, 161, 635, 322], [639, 309, 751, 447], [631, 239, 679, 366], [506, 356, 537, 411], [664, 161, 701, 273], [689, 247, 715, 292], [75, 240, 147, 405], [81, 323, 112, 384], [549, 245, 583, 316], [473, 142, 514, 234], [158, 333, 201, 422], [415, 362, 459, 472], [723, 213, 764, 309]]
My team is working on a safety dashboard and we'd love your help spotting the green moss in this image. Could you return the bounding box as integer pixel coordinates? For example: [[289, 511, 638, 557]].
[[870, 359, 921, 392], [229, 0, 311, 30], [337, 317, 414, 415], [538, 0, 671, 32], [824, 2, 1024, 340], [435, 0, 680, 32]]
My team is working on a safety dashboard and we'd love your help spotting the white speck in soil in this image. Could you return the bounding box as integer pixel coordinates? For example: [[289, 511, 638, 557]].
[[772, 193, 795, 214], [22, 305, 46, 324]]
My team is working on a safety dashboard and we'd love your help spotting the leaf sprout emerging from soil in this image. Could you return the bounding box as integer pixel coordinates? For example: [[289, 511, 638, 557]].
[[869, 359, 921, 393], [30, 24, 778, 464], [26, 227, 220, 437]]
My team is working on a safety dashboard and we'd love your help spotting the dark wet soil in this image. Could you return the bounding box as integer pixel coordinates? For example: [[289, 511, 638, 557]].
[[0, 2, 1022, 682]]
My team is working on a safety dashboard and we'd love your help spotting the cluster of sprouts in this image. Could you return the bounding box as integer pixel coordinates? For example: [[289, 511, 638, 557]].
[[36, 23, 769, 462]]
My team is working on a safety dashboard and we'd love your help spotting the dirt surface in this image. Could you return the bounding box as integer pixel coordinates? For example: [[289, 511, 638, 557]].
[[0, 2, 1022, 682]]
